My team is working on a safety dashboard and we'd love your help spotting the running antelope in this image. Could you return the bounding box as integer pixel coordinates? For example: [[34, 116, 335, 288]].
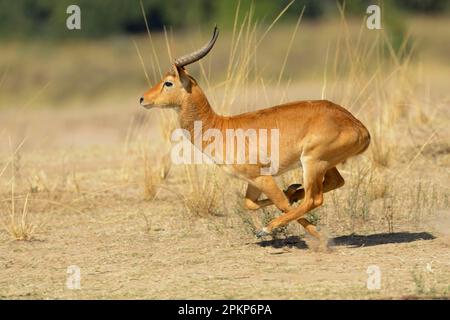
[[140, 27, 370, 240]]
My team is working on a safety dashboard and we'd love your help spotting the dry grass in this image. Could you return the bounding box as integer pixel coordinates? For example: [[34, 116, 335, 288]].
[[2, 193, 36, 241], [1, 142, 37, 241], [181, 166, 222, 217]]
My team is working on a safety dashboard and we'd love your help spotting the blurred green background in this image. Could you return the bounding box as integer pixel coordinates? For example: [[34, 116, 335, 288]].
[[0, 0, 448, 39], [0, 0, 449, 109]]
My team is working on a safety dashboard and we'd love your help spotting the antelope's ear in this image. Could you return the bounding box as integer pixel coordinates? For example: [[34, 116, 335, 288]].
[[173, 64, 192, 92]]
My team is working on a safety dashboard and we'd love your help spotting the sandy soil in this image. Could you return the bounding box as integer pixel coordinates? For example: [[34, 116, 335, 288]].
[[0, 187, 449, 299], [0, 103, 449, 300]]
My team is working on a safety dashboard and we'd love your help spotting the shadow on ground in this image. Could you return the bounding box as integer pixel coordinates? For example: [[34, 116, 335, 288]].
[[257, 232, 436, 249]]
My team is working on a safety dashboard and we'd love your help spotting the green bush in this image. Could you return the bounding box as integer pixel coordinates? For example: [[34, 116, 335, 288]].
[[0, 0, 325, 39], [0, 0, 447, 40]]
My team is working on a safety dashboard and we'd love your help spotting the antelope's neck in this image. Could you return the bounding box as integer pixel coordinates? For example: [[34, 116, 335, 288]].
[[179, 87, 224, 140]]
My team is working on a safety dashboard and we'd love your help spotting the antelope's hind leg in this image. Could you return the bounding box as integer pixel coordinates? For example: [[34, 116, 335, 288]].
[[262, 159, 327, 239], [296, 167, 344, 249], [288, 167, 344, 204], [284, 183, 303, 204]]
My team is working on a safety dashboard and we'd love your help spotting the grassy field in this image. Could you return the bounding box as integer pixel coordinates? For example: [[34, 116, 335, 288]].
[[0, 13, 449, 299]]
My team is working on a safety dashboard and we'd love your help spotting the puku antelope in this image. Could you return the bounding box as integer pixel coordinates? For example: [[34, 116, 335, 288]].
[[140, 27, 370, 240]]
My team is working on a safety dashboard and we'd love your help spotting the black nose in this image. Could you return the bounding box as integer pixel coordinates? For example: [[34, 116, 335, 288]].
[[140, 97, 144, 104]]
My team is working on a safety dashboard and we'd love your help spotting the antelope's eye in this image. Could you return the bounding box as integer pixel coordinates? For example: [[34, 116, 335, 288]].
[[164, 81, 173, 87]]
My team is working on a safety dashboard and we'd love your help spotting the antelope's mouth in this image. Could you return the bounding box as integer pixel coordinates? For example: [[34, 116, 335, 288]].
[[141, 103, 154, 109], [139, 98, 154, 109]]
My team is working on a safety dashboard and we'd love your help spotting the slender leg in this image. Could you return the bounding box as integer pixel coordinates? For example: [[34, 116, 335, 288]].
[[289, 167, 344, 203], [294, 167, 344, 238], [250, 166, 341, 239], [257, 160, 326, 239], [297, 218, 321, 239]]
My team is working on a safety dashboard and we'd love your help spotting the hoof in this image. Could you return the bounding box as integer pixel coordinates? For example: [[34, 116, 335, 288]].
[[255, 227, 271, 238], [284, 183, 302, 195], [284, 183, 303, 204], [287, 183, 302, 191]]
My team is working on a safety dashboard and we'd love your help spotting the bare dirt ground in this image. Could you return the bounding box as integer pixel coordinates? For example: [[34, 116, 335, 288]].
[[0, 103, 449, 299]]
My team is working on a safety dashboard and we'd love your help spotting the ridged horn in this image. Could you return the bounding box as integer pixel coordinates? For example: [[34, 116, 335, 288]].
[[174, 26, 219, 68]]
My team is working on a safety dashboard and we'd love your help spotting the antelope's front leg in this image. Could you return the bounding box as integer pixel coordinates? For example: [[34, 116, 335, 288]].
[[244, 183, 303, 210], [244, 183, 267, 210], [249, 176, 293, 238]]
